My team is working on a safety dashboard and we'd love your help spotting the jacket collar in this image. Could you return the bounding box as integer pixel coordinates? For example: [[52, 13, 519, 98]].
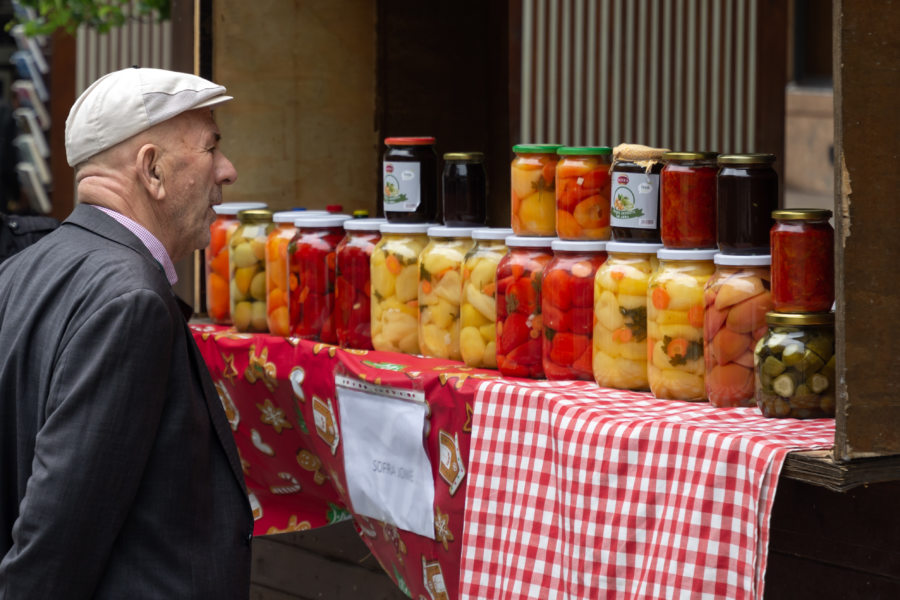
[[64, 203, 162, 272]]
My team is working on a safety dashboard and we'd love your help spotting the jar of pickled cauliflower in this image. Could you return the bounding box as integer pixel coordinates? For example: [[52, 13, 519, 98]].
[[370, 222, 432, 354], [704, 254, 773, 407], [288, 214, 352, 342], [495, 236, 554, 378], [511, 144, 562, 236], [555, 146, 613, 240], [229, 209, 274, 332], [460, 228, 512, 368], [265, 211, 300, 336], [542, 239, 608, 380], [207, 201, 267, 324], [647, 248, 717, 400], [334, 218, 385, 350], [593, 241, 662, 390]]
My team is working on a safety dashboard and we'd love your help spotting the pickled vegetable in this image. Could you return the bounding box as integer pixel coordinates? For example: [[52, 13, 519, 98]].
[[460, 230, 510, 368], [555, 147, 612, 240], [771, 210, 834, 313], [265, 214, 298, 336], [418, 228, 473, 360], [511, 145, 561, 236], [660, 152, 717, 248], [207, 202, 267, 324], [229, 209, 273, 333], [335, 219, 383, 349]]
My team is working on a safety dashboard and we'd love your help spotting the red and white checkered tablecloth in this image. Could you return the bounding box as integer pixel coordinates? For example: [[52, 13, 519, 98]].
[[460, 380, 835, 600]]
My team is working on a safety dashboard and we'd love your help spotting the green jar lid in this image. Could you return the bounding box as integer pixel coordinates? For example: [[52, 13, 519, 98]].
[[765, 311, 834, 326], [557, 146, 612, 156], [513, 144, 563, 154], [662, 151, 719, 161], [717, 153, 776, 165], [772, 209, 833, 220], [237, 209, 273, 224]]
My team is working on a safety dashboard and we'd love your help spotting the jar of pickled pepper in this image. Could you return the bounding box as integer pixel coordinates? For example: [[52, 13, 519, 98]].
[[370, 222, 432, 354], [418, 226, 475, 360], [770, 209, 834, 313], [383, 137, 438, 223], [511, 144, 562, 236], [495, 235, 554, 378], [288, 214, 352, 341], [206, 201, 267, 324], [542, 240, 608, 380], [460, 227, 513, 368], [229, 209, 274, 332], [593, 241, 662, 390], [442, 152, 487, 226], [647, 248, 717, 401], [704, 253, 773, 407], [660, 151, 718, 248], [335, 218, 385, 349], [555, 146, 613, 240], [610, 143, 669, 242], [265, 211, 300, 336], [716, 154, 779, 254]]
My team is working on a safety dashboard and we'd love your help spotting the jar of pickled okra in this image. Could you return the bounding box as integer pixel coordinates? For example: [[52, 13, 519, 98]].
[[460, 228, 512, 368], [610, 144, 669, 242], [511, 144, 562, 236], [555, 146, 612, 240], [265, 211, 301, 336], [716, 153, 778, 254], [229, 209, 274, 332], [334, 218, 385, 349], [770, 209, 834, 313], [383, 136, 438, 223], [660, 151, 718, 249]]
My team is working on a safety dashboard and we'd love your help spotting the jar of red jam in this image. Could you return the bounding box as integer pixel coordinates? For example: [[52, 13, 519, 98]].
[[610, 144, 669, 242], [288, 214, 352, 341], [495, 236, 554, 378], [383, 136, 438, 224], [716, 154, 779, 254], [442, 152, 487, 226], [335, 218, 385, 349], [265, 211, 300, 336], [660, 151, 718, 249], [770, 209, 834, 313], [542, 240, 608, 380], [229, 209, 274, 333], [511, 144, 562, 236], [555, 146, 612, 240], [206, 201, 267, 324]]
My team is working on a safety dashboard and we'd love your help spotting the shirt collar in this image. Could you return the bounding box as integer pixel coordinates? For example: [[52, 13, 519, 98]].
[[90, 205, 179, 285]]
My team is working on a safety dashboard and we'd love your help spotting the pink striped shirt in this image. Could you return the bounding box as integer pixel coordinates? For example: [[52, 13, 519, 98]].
[[91, 205, 178, 285]]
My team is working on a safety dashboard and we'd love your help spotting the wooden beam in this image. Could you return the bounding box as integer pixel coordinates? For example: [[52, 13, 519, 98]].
[[47, 30, 75, 221]]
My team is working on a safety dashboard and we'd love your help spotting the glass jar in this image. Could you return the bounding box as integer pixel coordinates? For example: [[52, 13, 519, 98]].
[[716, 153, 778, 254], [771, 209, 834, 313], [288, 215, 352, 341], [660, 151, 719, 248], [593, 241, 662, 390], [418, 226, 475, 360], [704, 254, 773, 407], [370, 223, 432, 354], [755, 312, 835, 418], [610, 144, 668, 242], [383, 136, 438, 223], [335, 218, 385, 350], [495, 236, 554, 378], [229, 209, 274, 332], [206, 201, 267, 324], [647, 248, 717, 400], [460, 227, 512, 368], [265, 211, 300, 336], [542, 240, 608, 380], [511, 144, 562, 236], [442, 152, 487, 226], [555, 146, 613, 240]]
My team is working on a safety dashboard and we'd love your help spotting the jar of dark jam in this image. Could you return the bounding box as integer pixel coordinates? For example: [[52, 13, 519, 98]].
[[660, 151, 718, 249], [383, 136, 438, 223], [442, 152, 487, 226], [716, 154, 778, 254], [771, 209, 834, 313], [610, 144, 668, 242]]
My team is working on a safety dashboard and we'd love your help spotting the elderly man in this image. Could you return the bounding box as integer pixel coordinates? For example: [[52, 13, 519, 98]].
[[0, 68, 252, 598]]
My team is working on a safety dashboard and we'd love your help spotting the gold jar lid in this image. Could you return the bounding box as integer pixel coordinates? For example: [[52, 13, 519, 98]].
[[717, 153, 776, 165], [662, 151, 719, 161], [765, 312, 834, 326], [237, 209, 273, 224], [772, 208, 833, 221], [444, 152, 485, 161]]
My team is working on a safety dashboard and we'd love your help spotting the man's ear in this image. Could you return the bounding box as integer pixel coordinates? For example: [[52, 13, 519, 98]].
[[137, 144, 165, 200]]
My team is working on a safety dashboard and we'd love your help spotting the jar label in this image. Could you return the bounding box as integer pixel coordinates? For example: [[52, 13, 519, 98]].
[[611, 172, 659, 229], [383, 161, 421, 212]]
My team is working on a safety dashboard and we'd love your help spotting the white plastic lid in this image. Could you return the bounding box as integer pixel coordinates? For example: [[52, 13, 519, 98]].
[[380, 222, 435, 234], [273, 210, 306, 223], [343, 218, 387, 231], [606, 241, 664, 254], [471, 227, 514, 241], [213, 202, 267, 215], [657, 248, 719, 261], [427, 226, 475, 238], [714, 253, 772, 266], [294, 214, 352, 228], [551, 239, 608, 252], [505, 235, 556, 248]]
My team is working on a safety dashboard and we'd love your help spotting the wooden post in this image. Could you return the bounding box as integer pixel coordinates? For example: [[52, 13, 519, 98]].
[[47, 30, 75, 221]]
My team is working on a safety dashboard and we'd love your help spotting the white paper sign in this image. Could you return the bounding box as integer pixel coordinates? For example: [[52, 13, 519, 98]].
[[336, 375, 435, 539]]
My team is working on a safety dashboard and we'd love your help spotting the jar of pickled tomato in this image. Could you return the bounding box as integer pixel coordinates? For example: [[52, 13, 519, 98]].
[[511, 144, 562, 236], [716, 154, 778, 254], [383, 136, 438, 224], [495, 235, 554, 378], [704, 254, 773, 407], [755, 311, 835, 418], [206, 201, 267, 324], [555, 146, 612, 240], [647, 248, 717, 400], [229, 209, 273, 332], [770, 209, 834, 313], [542, 240, 608, 380], [265, 211, 300, 336], [610, 143, 669, 242], [460, 228, 512, 368], [593, 241, 662, 390], [370, 222, 432, 354], [335, 218, 385, 349], [418, 226, 474, 360], [288, 214, 352, 341], [660, 151, 718, 248]]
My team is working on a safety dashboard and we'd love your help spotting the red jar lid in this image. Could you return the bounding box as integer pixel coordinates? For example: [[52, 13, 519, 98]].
[[385, 136, 436, 146]]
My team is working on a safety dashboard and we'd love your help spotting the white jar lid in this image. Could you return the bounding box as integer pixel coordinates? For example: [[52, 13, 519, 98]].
[[294, 214, 352, 228], [551, 239, 608, 252], [714, 253, 772, 266], [427, 226, 475, 238], [213, 202, 267, 215], [657, 248, 719, 261], [505, 235, 556, 248], [380, 222, 435, 234], [471, 227, 514, 240], [272, 211, 305, 223], [343, 218, 387, 231], [606, 241, 664, 254]]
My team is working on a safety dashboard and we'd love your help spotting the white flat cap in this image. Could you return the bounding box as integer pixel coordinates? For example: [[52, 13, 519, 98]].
[[65, 67, 233, 167]]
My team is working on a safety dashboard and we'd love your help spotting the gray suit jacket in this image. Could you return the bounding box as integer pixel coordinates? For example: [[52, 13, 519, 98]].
[[0, 204, 253, 598]]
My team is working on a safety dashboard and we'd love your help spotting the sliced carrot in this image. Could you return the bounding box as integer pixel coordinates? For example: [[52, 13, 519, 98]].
[[611, 269, 626, 281], [386, 254, 402, 275], [298, 285, 310, 304], [687, 304, 705, 328], [406, 299, 418, 309], [612, 327, 633, 343], [651, 286, 671, 310], [666, 337, 689, 359], [421, 279, 432, 295], [481, 282, 496, 296]]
